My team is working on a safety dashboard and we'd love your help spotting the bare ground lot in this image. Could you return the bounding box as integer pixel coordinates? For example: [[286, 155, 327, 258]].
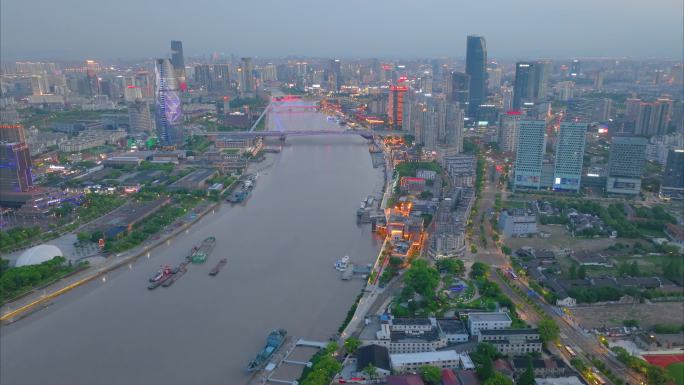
[[504, 224, 635, 252], [572, 302, 684, 330]]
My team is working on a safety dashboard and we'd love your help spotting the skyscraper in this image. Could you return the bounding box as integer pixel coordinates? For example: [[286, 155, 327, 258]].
[[553, 122, 587, 192], [0, 124, 33, 193], [170, 40, 187, 91], [651, 98, 673, 135], [155, 58, 184, 147], [240, 57, 255, 97], [570, 59, 581, 77], [444, 102, 464, 152], [465, 35, 487, 118], [607, 135, 647, 195], [513, 62, 534, 110], [445, 71, 470, 107], [661, 149, 684, 199], [128, 99, 154, 133], [498, 111, 522, 154], [532, 60, 551, 101], [387, 85, 407, 129], [327, 59, 342, 91], [513, 120, 546, 190]]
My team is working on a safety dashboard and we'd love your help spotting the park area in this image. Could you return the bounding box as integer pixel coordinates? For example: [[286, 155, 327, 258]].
[[642, 357, 684, 385]]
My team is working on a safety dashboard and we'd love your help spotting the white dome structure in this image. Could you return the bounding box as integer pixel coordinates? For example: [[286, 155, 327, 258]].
[[15, 244, 63, 267]]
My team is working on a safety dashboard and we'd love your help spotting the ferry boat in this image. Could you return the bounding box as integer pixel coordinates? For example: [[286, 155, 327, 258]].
[[247, 329, 287, 372], [335, 256, 350, 271], [191, 237, 216, 264]]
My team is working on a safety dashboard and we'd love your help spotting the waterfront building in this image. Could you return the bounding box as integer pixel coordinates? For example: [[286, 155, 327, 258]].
[[0, 141, 33, 193], [154, 58, 184, 147], [513, 62, 534, 110], [465, 36, 487, 118], [388, 85, 408, 129], [513, 120, 546, 190], [553, 122, 587, 192], [363, 315, 469, 354], [606, 135, 647, 195], [170, 40, 187, 91], [661, 149, 684, 199], [445, 71, 469, 108]]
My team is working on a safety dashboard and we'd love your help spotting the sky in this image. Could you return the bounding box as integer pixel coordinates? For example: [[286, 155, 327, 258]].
[[1, 0, 682, 61]]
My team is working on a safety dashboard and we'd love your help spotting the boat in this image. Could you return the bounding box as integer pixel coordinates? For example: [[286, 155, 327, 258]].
[[191, 237, 216, 264], [209, 258, 228, 276], [148, 273, 172, 290], [335, 256, 350, 271], [247, 329, 287, 372], [149, 265, 172, 282], [163, 266, 187, 287]]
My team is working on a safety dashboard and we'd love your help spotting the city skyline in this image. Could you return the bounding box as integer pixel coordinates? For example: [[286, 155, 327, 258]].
[[2, 0, 683, 60]]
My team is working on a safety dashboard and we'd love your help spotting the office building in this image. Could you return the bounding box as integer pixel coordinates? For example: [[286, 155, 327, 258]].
[[570, 59, 581, 77], [327, 59, 342, 91], [0, 124, 26, 143], [128, 99, 154, 133], [390, 350, 463, 373], [477, 328, 542, 354], [499, 209, 537, 237], [154, 58, 184, 147], [513, 62, 534, 110], [532, 60, 551, 100], [388, 85, 408, 129], [607, 136, 647, 195], [465, 36, 487, 118], [553, 122, 587, 192], [0, 141, 33, 193], [499, 111, 522, 153], [487, 67, 502, 90], [170, 40, 187, 91], [445, 71, 470, 107], [467, 312, 512, 336], [661, 149, 684, 199], [513, 120, 546, 190], [240, 57, 255, 97], [651, 98, 673, 135], [444, 103, 464, 152]]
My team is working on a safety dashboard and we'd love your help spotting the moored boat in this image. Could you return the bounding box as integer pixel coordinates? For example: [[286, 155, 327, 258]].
[[247, 329, 287, 372]]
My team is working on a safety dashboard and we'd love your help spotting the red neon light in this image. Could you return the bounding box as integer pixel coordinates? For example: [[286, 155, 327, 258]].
[[506, 110, 522, 115]]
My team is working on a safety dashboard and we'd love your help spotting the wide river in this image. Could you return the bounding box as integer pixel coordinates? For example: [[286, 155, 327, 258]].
[[0, 99, 383, 385]]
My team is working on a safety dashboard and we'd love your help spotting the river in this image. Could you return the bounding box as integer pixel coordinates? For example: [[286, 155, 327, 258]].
[[0, 99, 383, 385]]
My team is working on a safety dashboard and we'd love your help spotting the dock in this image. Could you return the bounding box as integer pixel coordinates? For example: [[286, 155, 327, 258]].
[[244, 337, 329, 385]]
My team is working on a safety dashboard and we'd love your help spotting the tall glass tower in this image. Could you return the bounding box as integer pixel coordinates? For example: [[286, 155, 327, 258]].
[[170, 40, 186, 90], [155, 58, 184, 147], [465, 35, 487, 118]]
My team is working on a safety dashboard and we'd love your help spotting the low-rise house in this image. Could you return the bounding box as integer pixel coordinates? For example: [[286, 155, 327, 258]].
[[499, 209, 537, 237], [467, 312, 512, 336], [390, 350, 463, 373], [387, 374, 425, 385], [534, 376, 584, 385], [477, 328, 542, 355], [356, 344, 391, 379], [511, 357, 569, 378]]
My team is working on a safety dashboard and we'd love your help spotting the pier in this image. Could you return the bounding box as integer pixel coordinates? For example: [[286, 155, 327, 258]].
[[245, 337, 328, 385]]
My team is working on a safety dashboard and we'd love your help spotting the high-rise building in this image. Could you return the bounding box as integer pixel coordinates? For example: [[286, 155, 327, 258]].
[[532, 60, 551, 101], [444, 102, 464, 152], [327, 59, 342, 91], [651, 98, 673, 135], [85, 60, 100, 96], [240, 57, 255, 97], [570, 59, 581, 77], [123, 86, 143, 102], [128, 99, 154, 133], [498, 111, 522, 153], [635, 102, 654, 136], [154, 58, 184, 147], [661, 149, 684, 199], [513, 62, 534, 110], [445, 71, 470, 107], [0, 124, 33, 193], [387, 85, 407, 129], [194, 64, 213, 90], [513, 120, 546, 190], [591, 98, 613, 122], [625, 98, 642, 122], [465, 35, 487, 118], [487, 67, 502, 91], [553, 122, 587, 192], [607, 135, 647, 195], [170, 41, 187, 91]]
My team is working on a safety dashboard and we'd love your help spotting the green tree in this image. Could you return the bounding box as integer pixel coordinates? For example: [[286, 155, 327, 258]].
[[577, 265, 587, 279], [389, 256, 403, 269], [476, 354, 494, 381], [419, 365, 442, 385], [646, 365, 670, 385], [516, 357, 535, 385], [403, 259, 439, 297], [343, 337, 361, 355], [484, 372, 514, 385], [77, 232, 91, 243], [629, 261, 640, 277], [362, 364, 378, 381], [538, 318, 560, 345]]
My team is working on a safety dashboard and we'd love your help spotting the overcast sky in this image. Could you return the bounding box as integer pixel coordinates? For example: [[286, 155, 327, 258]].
[[2, 0, 682, 61]]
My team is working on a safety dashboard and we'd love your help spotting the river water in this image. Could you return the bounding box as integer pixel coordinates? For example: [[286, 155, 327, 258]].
[[0, 100, 383, 385]]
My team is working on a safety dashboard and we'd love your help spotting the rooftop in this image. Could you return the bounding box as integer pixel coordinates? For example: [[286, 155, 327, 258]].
[[468, 312, 512, 323], [390, 350, 460, 366], [480, 328, 539, 336]]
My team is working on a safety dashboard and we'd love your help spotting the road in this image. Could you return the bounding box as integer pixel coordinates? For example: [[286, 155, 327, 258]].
[[470, 156, 644, 385]]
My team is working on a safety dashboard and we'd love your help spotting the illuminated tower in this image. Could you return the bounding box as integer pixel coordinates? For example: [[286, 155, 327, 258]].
[[155, 58, 184, 147], [387, 85, 407, 129], [170, 41, 187, 91]]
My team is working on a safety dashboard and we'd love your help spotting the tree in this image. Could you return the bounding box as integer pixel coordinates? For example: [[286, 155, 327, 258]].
[[389, 256, 403, 269], [577, 265, 587, 279], [343, 337, 361, 355], [476, 354, 494, 381], [484, 372, 514, 385], [516, 357, 535, 385], [629, 261, 640, 277], [538, 318, 560, 344], [403, 259, 439, 297], [646, 365, 670, 385], [77, 232, 91, 243], [362, 364, 378, 381], [419, 365, 442, 385]]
